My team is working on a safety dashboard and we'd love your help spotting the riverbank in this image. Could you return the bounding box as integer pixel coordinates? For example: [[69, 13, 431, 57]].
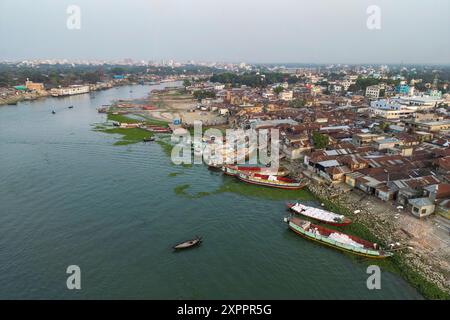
[[144, 87, 227, 126], [0, 90, 49, 106], [0, 81, 136, 107], [302, 176, 449, 300]]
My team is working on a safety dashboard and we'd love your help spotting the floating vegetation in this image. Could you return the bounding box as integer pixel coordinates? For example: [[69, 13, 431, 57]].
[[168, 172, 183, 177], [107, 113, 141, 124], [174, 184, 213, 199], [156, 139, 174, 157], [94, 127, 153, 146]]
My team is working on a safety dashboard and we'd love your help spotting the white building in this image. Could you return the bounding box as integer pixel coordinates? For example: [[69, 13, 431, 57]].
[[397, 94, 443, 109], [50, 85, 90, 97], [369, 99, 416, 119], [365, 85, 384, 99], [279, 90, 293, 101]]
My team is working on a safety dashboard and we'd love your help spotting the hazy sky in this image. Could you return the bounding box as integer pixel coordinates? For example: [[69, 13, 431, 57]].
[[0, 0, 449, 64]]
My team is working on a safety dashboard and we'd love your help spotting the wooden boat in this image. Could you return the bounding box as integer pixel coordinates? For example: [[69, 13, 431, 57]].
[[287, 202, 351, 226], [173, 236, 202, 250], [149, 127, 171, 133], [207, 163, 223, 171], [222, 165, 288, 177], [285, 216, 393, 259], [143, 137, 155, 142], [237, 173, 305, 190]]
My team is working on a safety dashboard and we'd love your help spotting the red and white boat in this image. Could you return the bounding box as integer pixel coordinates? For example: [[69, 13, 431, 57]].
[[237, 173, 305, 190], [148, 126, 171, 133], [287, 202, 351, 226], [222, 165, 289, 177]]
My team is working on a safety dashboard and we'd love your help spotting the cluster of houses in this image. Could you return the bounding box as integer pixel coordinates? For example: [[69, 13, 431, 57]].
[[193, 71, 450, 221]]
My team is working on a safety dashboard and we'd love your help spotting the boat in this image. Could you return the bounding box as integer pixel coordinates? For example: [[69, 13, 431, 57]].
[[285, 216, 393, 259], [222, 164, 288, 177], [149, 127, 171, 133], [173, 236, 202, 250], [68, 105, 74, 109], [287, 202, 351, 226], [143, 137, 155, 142], [207, 163, 223, 171], [237, 173, 305, 190], [51, 110, 56, 114]]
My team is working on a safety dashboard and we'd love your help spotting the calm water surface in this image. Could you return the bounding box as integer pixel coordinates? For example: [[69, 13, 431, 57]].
[[0, 84, 422, 299]]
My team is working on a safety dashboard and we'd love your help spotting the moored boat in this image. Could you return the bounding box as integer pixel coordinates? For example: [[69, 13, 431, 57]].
[[149, 127, 171, 133], [285, 216, 392, 259], [222, 165, 288, 177], [237, 173, 305, 190], [287, 202, 351, 226]]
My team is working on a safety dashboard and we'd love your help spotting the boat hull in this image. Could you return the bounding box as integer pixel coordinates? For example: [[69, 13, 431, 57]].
[[238, 176, 305, 190], [287, 203, 352, 226], [287, 219, 391, 259]]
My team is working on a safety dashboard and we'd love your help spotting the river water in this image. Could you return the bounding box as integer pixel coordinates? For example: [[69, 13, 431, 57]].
[[0, 84, 422, 299]]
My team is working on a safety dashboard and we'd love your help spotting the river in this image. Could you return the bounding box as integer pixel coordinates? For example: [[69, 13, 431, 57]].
[[0, 83, 422, 299]]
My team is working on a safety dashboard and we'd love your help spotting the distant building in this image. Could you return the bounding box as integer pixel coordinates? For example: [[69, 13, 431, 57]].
[[408, 198, 435, 218], [25, 80, 45, 92], [365, 85, 384, 99], [352, 133, 384, 146], [369, 99, 416, 119], [50, 85, 90, 97], [279, 90, 293, 101], [396, 83, 410, 95]]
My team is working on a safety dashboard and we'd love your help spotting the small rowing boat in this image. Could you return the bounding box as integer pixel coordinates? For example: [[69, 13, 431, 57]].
[[143, 137, 155, 142], [287, 202, 351, 226], [237, 173, 305, 190], [173, 236, 202, 250], [285, 216, 392, 259]]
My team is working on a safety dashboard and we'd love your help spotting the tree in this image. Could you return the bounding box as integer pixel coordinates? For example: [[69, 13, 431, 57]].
[[193, 90, 216, 101], [379, 122, 390, 133], [183, 79, 192, 87], [312, 131, 329, 149], [273, 86, 284, 95], [288, 99, 305, 108]]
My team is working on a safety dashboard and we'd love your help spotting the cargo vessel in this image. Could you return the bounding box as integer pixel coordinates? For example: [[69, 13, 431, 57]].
[[287, 202, 351, 226], [237, 173, 305, 190], [285, 216, 393, 259]]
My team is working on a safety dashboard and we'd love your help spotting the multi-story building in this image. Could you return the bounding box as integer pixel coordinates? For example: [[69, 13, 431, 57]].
[[365, 85, 384, 99], [50, 85, 90, 97]]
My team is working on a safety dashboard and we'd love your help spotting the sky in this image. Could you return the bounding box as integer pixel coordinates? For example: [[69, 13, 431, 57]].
[[0, 0, 449, 64]]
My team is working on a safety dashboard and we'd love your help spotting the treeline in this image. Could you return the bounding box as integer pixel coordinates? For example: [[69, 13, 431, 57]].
[[0, 63, 219, 88], [193, 90, 216, 101], [210, 72, 299, 88], [348, 77, 401, 92]]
